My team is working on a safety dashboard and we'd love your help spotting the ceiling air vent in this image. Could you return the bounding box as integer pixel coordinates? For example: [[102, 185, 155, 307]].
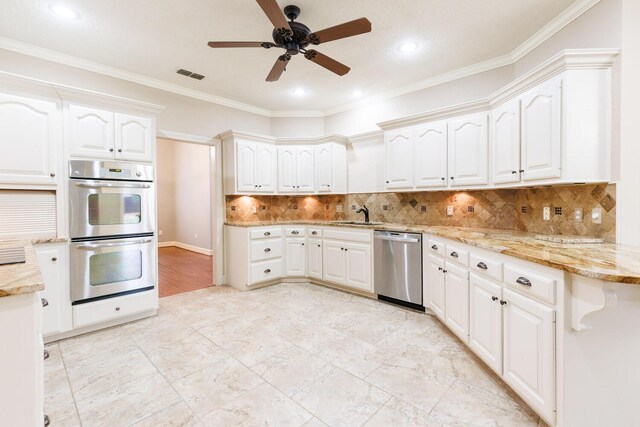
[[176, 68, 205, 80]]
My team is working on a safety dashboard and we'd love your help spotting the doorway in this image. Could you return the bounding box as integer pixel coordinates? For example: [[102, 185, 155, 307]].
[[156, 137, 216, 297]]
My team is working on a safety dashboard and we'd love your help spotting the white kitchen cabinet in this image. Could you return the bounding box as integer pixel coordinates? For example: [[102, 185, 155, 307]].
[[425, 255, 446, 320], [448, 113, 488, 187], [444, 262, 470, 343], [68, 104, 115, 160], [315, 144, 332, 192], [285, 237, 307, 276], [307, 238, 323, 279], [323, 240, 346, 284], [491, 100, 521, 184], [344, 242, 372, 292], [314, 143, 347, 194], [385, 127, 414, 189], [34, 243, 71, 337], [520, 78, 562, 182], [414, 121, 448, 188], [0, 93, 60, 187], [256, 144, 277, 192], [502, 287, 555, 422], [115, 113, 153, 162], [277, 146, 296, 192], [469, 273, 503, 374], [296, 146, 315, 192], [236, 141, 277, 193]]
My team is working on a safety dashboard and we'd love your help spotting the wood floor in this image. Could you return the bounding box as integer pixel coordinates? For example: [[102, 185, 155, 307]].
[[158, 246, 214, 298]]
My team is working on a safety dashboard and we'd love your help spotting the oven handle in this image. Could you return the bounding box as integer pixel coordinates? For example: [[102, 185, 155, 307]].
[[75, 238, 153, 250], [74, 182, 152, 189]]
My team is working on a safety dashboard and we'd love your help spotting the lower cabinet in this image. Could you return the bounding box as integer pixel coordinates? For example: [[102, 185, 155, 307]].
[[322, 239, 372, 292], [285, 237, 306, 276], [444, 262, 470, 343], [469, 273, 503, 374], [323, 240, 346, 283], [34, 243, 72, 337], [307, 238, 323, 279], [425, 255, 445, 320]]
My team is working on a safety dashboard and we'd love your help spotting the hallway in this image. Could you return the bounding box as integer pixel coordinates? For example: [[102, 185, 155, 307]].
[[158, 247, 214, 297]]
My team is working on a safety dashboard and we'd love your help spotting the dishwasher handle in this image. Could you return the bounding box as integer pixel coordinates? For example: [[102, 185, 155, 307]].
[[374, 234, 421, 244]]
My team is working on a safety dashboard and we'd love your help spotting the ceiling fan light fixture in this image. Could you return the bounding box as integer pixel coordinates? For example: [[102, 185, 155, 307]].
[[49, 3, 80, 19], [397, 41, 419, 54]]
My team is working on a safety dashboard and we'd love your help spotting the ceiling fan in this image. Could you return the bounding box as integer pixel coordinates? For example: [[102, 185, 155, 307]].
[[207, 0, 372, 82]]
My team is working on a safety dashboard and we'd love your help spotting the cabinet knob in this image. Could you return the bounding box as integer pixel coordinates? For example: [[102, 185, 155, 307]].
[[511, 171, 517, 174], [450, 251, 459, 258], [51, 257, 57, 262], [491, 296, 499, 301], [136, 171, 142, 177], [109, 148, 114, 152], [500, 300, 507, 305], [264, 268, 271, 273], [441, 177, 445, 181], [312, 231, 318, 235], [519, 169, 525, 173], [317, 244, 321, 247], [115, 307, 121, 311], [43, 349, 49, 360], [118, 149, 123, 153], [258, 185, 262, 188], [264, 232, 271, 236], [450, 176, 454, 180], [442, 269, 447, 273], [264, 248, 271, 252], [345, 248, 348, 251], [386, 181, 389, 184], [302, 243, 305, 246], [49, 172, 56, 178], [438, 267, 443, 271], [41, 298, 49, 307], [476, 262, 487, 270], [291, 231, 299, 235], [516, 276, 532, 287], [431, 245, 438, 251], [44, 415, 50, 427]]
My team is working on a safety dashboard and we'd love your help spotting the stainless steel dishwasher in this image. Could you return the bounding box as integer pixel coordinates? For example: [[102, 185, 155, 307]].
[[374, 231, 424, 311]]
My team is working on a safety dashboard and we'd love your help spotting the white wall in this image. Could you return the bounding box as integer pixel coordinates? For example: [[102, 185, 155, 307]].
[[156, 138, 212, 251], [269, 116, 325, 138], [347, 135, 386, 193]]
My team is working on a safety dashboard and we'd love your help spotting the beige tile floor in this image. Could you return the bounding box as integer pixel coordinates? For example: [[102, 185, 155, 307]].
[[45, 282, 546, 427]]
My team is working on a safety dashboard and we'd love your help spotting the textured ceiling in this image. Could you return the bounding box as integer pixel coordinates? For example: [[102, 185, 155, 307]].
[[0, 0, 578, 111]]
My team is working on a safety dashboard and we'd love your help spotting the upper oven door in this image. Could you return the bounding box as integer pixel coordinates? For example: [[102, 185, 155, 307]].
[[69, 179, 155, 239]]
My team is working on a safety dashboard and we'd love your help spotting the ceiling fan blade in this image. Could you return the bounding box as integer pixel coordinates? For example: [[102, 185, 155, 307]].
[[208, 41, 276, 48], [256, 0, 292, 34], [304, 50, 350, 76], [266, 54, 291, 82], [306, 17, 371, 45]]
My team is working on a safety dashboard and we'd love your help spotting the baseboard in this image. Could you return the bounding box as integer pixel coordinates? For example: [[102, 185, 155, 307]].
[[157, 241, 213, 256]]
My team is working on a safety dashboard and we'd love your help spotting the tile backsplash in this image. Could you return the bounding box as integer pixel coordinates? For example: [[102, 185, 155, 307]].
[[226, 184, 617, 242]]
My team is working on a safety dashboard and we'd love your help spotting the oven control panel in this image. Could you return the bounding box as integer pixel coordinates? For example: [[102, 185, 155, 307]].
[[69, 160, 153, 182], [100, 167, 132, 179]]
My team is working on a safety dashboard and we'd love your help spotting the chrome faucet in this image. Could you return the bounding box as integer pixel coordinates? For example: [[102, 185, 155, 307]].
[[356, 205, 370, 223]]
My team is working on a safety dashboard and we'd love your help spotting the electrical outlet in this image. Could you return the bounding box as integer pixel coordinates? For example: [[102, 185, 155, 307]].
[[159, 230, 163, 236], [336, 204, 343, 212], [446, 206, 454, 216], [574, 208, 583, 222], [543, 206, 551, 221], [591, 208, 602, 224], [251, 205, 257, 214]]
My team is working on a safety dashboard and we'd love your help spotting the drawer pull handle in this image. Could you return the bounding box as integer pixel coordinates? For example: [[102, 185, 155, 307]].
[[264, 248, 271, 252], [264, 232, 271, 236], [264, 269, 271, 273], [291, 231, 299, 235], [516, 277, 532, 287], [43, 349, 49, 360], [491, 296, 499, 301], [500, 300, 507, 305], [44, 415, 50, 427], [431, 245, 438, 250], [115, 307, 121, 311], [312, 231, 318, 235], [41, 298, 49, 307], [476, 262, 487, 270], [450, 251, 459, 258]]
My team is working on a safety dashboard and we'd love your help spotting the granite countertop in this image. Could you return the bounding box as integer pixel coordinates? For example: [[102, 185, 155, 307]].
[[225, 221, 640, 284], [0, 241, 44, 298]]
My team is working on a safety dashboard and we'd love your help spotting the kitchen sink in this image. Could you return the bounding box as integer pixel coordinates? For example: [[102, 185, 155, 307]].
[[333, 221, 384, 226]]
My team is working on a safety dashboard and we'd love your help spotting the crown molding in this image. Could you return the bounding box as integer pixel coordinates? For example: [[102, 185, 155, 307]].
[[347, 130, 384, 144], [0, 0, 601, 118], [157, 130, 215, 144], [217, 129, 277, 144], [217, 129, 350, 145], [377, 99, 490, 130]]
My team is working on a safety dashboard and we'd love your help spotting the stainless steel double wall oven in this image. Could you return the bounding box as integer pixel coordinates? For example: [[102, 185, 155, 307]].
[[69, 160, 156, 304]]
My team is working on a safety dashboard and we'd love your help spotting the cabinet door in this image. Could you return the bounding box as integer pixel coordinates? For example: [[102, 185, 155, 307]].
[[444, 263, 470, 343], [285, 238, 307, 276], [115, 113, 153, 162], [469, 273, 503, 374], [278, 146, 297, 192], [315, 144, 332, 193], [237, 141, 258, 192], [448, 114, 488, 186], [296, 146, 315, 192], [68, 104, 115, 160], [345, 242, 372, 292], [521, 78, 562, 181], [385, 128, 414, 189], [307, 238, 323, 279], [0, 94, 59, 186], [491, 100, 521, 184], [425, 256, 446, 321], [414, 121, 448, 188], [323, 241, 346, 285], [34, 244, 71, 336], [503, 288, 555, 422], [256, 143, 277, 193]]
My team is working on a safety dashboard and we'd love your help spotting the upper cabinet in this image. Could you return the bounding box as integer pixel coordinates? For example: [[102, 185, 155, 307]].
[[0, 93, 60, 187], [414, 121, 448, 188], [448, 113, 489, 187], [385, 128, 414, 189], [491, 99, 521, 184], [236, 140, 277, 193], [277, 145, 315, 193], [67, 103, 154, 163]]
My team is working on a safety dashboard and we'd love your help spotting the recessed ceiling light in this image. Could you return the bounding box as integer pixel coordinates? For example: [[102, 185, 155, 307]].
[[398, 41, 419, 54], [352, 90, 363, 98], [291, 88, 308, 96], [49, 3, 80, 20]]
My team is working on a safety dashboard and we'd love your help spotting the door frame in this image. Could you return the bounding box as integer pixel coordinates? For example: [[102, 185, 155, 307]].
[[156, 130, 226, 286]]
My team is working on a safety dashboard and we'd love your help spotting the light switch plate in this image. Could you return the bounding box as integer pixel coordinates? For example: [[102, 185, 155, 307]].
[[336, 204, 343, 212], [251, 205, 257, 214], [446, 206, 454, 216], [591, 208, 602, 224], [543, 206, 551, 221]]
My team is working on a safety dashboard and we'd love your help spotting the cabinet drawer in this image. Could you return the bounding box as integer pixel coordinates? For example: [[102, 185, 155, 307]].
[[446, 243, 469, 267], [250, 239, 282, 262], [285, 227, 306, 237], [308, 228, 323, 238], [73, 290, 157, 329], [427, 238, 446, 257], [250, 259, 282, 284], [323, 228, 372, 243], [470, 253, 503, 282], [250, 227, 282, 240], [504, 265, 555, 305]]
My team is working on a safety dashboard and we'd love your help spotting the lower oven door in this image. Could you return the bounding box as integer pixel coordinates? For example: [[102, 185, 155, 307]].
[[70, 236, 156, 303]]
